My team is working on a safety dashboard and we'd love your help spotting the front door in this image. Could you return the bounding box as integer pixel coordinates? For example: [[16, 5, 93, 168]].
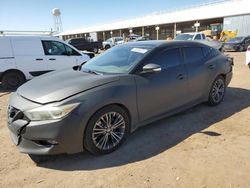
[[135, 48, 188, 121], [42, 40, 80, 71]]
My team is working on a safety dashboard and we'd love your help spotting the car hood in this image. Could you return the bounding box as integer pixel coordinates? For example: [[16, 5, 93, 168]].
[[17, 69, 119, 104], [224, 42, 241, 45]]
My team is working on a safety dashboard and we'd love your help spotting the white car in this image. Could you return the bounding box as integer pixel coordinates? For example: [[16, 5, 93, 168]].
[[174, 32, 223, 52], [102, 37, 123, 50], [0, 36, 90, 89], [246, 45, 250, 68]]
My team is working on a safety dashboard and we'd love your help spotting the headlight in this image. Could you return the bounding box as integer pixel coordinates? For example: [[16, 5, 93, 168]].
[[24, 103, 79, 121]]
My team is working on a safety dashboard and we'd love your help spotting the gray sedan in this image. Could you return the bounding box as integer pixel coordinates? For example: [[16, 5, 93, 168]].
[[7, 41, 233, 162]]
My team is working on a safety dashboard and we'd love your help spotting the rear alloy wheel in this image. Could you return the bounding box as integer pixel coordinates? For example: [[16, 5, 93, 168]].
[[93, 47, 98, 54], [2, 71, 25, 90], [84, 106, 129, 155], [238, 46, 244, 52], [207, 76, 226, 106]]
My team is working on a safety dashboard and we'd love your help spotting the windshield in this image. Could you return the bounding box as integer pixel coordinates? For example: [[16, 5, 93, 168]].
[[82, 45, 151, 74], [174, 34, 194, 41], [227, 37, 244, 43]]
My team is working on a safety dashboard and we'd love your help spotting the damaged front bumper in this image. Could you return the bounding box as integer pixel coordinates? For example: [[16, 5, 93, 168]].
[[7, 93, 85, 155]]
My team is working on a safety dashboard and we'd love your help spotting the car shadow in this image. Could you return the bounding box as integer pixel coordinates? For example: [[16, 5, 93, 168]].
[[34, 87, 250, 171]]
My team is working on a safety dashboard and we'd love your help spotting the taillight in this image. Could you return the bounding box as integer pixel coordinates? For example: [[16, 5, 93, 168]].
[[248, 47, 250, 51]]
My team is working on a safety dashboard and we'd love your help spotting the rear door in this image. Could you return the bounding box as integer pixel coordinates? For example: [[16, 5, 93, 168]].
[[135, 47, 189, 121], [182, 46, 214, 102], [42, 40, 81, 71], [11, 37, 48, 79]]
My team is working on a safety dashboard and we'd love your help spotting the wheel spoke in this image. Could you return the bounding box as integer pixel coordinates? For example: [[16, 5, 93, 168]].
[[92, 111, 126, 151]]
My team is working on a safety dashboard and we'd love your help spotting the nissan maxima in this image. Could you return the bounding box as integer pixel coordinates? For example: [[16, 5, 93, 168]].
[[7, 41, 233, 162]]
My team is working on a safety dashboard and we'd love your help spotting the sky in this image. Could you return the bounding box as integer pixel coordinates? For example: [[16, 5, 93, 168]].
[[0, 0, 214, 31]]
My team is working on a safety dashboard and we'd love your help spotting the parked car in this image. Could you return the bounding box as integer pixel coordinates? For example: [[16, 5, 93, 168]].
[[174, 32, 207, 41], [66, 38, 102, 53], [174, 32, 223, 51], [0, 36, 90, 89], [246, 45, 250, 68], [7, 41, 233, 162], [102, 37, 123, 49], [223, 36, 250, 52]]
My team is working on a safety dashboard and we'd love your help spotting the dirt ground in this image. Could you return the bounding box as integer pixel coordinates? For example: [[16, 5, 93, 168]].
[[0, 52, 249, 188]]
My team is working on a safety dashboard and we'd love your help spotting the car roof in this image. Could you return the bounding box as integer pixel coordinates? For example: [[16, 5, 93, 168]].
[[0, 35, 60, 41], [124, 40, 208, 48], [178, 32, 203, 35]]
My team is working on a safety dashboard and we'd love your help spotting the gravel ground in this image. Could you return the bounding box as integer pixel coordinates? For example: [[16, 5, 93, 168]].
[[0, 52, 249, 188]]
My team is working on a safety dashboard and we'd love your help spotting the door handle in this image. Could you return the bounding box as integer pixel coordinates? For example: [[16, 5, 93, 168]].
[[36, 58, 43, 61], [49, 58, 56, 61], [176, 74, 184, 80], [208, 64, 215, 69]]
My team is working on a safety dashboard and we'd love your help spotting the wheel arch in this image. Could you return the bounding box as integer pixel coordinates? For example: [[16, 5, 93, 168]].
[[85, 103, 132, 134], [2, 69, 26, 81]]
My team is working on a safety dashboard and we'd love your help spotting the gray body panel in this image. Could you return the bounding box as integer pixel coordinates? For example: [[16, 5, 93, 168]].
[[7, 41, 233, 155]]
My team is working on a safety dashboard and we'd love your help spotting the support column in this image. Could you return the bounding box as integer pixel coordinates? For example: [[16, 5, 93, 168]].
[[155, 26, 160, 40], [119, 29, 122, 37], [142, 27, 144, 37], [103, 31, 106, 41], [174, 23, 177, 38]]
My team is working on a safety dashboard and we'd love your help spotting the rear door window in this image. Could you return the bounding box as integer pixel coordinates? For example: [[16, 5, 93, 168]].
[[183, 47, 203, 64]]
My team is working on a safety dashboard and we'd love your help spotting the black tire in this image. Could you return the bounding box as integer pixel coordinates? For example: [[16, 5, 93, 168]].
[[93, 47, 99, 54], [248, 63, 250, 69], [2, 71, 25, 90], [207, 76, 226, 106], [84, 105, 130, 155], [238, 46, 244, 52], [105, 45, 111, 50]]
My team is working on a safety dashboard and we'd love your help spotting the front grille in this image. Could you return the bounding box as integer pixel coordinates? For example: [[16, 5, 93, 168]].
[[7, 105, 24, 123]]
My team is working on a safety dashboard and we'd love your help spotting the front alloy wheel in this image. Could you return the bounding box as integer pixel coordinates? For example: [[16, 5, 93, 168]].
[[84, 106, 129, 155], [92, 112, 125, 150]]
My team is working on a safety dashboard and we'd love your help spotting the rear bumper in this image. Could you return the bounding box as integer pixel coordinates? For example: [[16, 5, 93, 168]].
[[225, 71, 232, 86]]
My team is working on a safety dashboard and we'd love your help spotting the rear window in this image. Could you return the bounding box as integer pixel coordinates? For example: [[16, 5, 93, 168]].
[[182, 47, 203, 63], [202, 46, 220, 60]]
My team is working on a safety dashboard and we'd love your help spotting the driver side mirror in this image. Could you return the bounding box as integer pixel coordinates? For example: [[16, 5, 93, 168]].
[[141, 64, 161, 73]]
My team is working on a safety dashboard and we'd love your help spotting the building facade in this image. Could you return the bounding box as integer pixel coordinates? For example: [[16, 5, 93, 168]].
[[57, 0, 250, 41]]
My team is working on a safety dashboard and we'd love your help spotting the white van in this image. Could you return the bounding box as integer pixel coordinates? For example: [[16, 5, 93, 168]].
[[0, 36, 90, 89]]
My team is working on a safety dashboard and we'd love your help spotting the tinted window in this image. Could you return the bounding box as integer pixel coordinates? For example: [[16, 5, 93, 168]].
[[42, 41, 66, 55], [202, 46, 220, 60], [42, 41, 81, 56], [194, 34, 201, 40], [154, 48, 181, 70], [174, 34, 194, 41], [183, 47, 203, 63], [65, 45, 81, 56], [201, 34, 206, 39]]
